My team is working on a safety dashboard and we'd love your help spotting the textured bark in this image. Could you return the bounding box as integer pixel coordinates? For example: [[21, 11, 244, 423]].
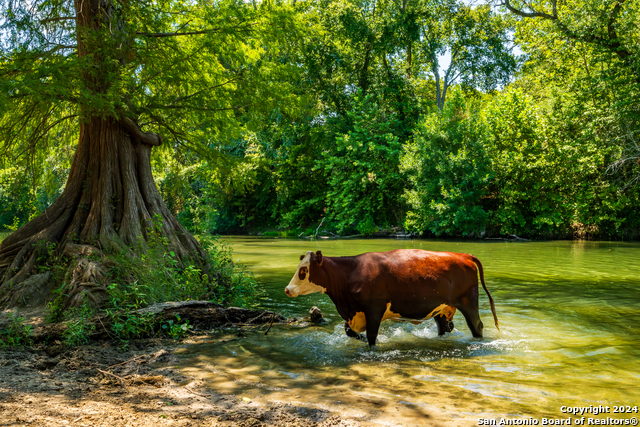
[[0, 0, 209, 308], [0, 116, 209, 308]]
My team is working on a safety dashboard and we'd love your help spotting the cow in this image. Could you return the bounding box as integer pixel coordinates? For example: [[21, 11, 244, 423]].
[[284, 249, 499, 347]]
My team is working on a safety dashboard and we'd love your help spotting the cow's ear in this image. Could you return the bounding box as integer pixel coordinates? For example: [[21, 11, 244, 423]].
[[300, 254, 305, 261], [315, 250, 323, 266]]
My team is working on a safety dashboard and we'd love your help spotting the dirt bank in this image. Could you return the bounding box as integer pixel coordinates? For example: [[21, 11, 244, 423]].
[[0, 303, 360, 427], [0, 339, 359, 427]]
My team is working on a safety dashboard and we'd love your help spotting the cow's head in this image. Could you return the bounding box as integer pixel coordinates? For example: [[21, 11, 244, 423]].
[[284, 250, 326, 297]]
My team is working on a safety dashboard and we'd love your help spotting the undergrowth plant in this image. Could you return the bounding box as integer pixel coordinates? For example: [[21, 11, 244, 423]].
[[162, 314, 192, 339], [0, 314, 33, 347], [37, 218, 255, 346], [99, 231, 255, 343], [103, 231, 255, 309], [62, 303, 95, 347]]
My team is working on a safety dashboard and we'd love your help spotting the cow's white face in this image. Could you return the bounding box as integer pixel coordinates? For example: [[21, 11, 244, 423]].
[[284, 251, 326, 297]]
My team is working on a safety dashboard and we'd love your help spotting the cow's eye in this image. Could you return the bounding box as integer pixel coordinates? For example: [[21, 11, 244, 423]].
[[298, 266, 307, 280]]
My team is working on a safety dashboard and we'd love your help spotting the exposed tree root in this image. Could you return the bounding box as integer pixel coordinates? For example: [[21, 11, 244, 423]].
[[0, 117, 209, 309], [65, 257, 109, 310]]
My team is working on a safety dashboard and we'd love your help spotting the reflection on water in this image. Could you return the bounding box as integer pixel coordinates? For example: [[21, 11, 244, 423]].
[[177, 237, 640, 425]]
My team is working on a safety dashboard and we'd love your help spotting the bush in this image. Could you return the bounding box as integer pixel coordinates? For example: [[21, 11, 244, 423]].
[[320, 93, 406, 234], [401, 88, 492, 236], [62, 303, 95, 347], [103, 233, 256, 310], [0, 314, 33, 347]]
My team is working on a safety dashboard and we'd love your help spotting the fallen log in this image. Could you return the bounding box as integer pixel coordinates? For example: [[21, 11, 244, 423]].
[[31, 300, 288, 343]]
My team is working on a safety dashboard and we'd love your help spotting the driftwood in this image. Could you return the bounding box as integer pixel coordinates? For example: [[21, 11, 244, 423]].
[[485, 234, 529, 242], [300, 226, 410, 240], [314, 218, 325, 240], [31, 300, 287, 343]]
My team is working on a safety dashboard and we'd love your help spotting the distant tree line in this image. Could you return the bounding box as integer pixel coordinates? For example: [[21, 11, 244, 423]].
[[2, 0, 639, 240]]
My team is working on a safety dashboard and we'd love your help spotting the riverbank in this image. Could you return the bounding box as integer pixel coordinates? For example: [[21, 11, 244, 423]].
[[4, 237, 640, 427], [0, 337, 366, 427], [0, 305, 361, 427], [0, 303, 487, 427]]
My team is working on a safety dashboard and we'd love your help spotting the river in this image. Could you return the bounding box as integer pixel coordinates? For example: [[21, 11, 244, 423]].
[[175, 237, 640, 426]]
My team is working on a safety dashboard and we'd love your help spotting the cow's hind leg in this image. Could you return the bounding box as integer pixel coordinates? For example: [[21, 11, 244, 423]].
[[344, 321, 364, 340], [434, 314, 454, 336], [456, 306, 483, 338]]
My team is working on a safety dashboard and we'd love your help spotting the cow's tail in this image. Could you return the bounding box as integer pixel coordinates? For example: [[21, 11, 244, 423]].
[[470, 255, 500, 331]]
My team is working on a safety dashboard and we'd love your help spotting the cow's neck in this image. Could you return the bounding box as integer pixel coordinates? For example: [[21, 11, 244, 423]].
[[321, 256, 359, 319]]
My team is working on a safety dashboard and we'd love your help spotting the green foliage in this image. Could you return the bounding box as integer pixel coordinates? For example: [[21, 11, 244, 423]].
[[2, 0, 640, 247], [504, 0, 640, 238], [200, 236, 256, 307], [402, 89, 492, 236], [46, 282, 69, 324], [104, 234, 255, 310], [39, 230, 255, 344], [0, 314, 33, 347], [62, 303, 95, 347], [107, 310, 156, 342], [162, 315, 193, 340], [320, 93, 406, 234], [0, 167, 35, 230], [483, 88, 566, 236]]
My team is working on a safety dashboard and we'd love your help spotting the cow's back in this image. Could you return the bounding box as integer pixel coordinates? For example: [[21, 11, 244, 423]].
[[344, 249, 478, 319]]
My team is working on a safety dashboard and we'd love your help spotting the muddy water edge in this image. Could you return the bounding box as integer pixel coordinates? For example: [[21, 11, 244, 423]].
[[175, 237, 640, 426]]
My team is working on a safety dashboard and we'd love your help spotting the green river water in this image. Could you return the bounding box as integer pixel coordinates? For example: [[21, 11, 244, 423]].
[[3, 231, 638, 425], [175, 237, 640, 426]]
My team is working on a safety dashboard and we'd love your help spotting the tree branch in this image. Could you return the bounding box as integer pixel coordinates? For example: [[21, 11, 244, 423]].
[[502, 0, 556, 19], [136, 30, 218, 38], [136, 22, 255, 38], [606, 0, 629, 59], [150, 105, 248, 112], [167, 77, 242, 106], [121, 117, 162, 146], [40, 16, 76, 24], [502, 0, 632, 62], [11, 111, 78, 161]]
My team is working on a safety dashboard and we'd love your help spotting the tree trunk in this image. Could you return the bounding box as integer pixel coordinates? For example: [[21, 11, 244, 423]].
[[0, 116, 209, 307], [0, 0, 209, 308], [432, 52, 443, 111]]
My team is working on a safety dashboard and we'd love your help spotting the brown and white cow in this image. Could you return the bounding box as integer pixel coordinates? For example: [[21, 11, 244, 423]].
[[284, 249, 499, 347]]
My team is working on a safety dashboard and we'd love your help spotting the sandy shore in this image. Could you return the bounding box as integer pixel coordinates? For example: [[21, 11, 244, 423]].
[[0, 340, 367, 427]]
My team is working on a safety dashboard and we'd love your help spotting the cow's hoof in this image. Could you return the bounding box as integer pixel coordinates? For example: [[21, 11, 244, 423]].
[[344, 322, 364, 340]]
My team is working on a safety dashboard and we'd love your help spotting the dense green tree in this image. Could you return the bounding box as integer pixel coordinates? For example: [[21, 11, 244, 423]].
[[401, 88, 492, 236], [0, 0, 287, 305], [321, 93, 405, 234], [414, 0, 518, 110], [501, 0, 640, 237], [4, 0, 638, 258], [502, 0, 640, 176], [502, 0, 639, 83]]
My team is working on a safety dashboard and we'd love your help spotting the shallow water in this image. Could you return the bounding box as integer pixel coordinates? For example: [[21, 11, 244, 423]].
[[166, 238, 640, 424]]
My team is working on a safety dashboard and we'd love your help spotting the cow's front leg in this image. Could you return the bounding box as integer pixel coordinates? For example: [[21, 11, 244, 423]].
[[344, 321, 364, 340], [364, 303, 386, 347]]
